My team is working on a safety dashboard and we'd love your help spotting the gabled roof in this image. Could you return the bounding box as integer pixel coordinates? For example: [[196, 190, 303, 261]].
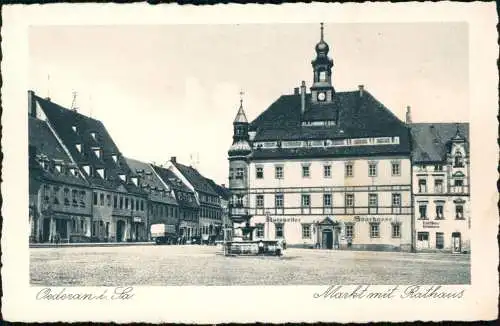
[[172, 161, 219, 196], [152, 165, 199, 209], [410, 123, 469, 163], [29, 116, 88, 188], [35, 95, 145, 195], [204, 178, 231, 200], [125, 158, 178, 206]]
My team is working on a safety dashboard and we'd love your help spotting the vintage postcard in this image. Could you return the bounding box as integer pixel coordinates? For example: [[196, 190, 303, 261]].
[[1, 2, 498, 323]]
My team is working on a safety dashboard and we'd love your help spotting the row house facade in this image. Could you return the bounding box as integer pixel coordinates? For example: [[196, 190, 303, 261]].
[[166, 158, 224, 241], [228, 24, 413, 251], [206, 179, 233, 241], [410, 123, 470, 253], [126, 158, 180, 240], [29, 114, 92, 243], [152, 164, 199, 239], [29, 90, 149, 242]]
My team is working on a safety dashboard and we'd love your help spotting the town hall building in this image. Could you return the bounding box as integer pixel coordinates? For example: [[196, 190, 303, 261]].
[[228, 23, 413, 251]]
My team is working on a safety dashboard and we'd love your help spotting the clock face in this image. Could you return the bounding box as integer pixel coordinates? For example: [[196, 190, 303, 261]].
[[318, 92, 326, 101]]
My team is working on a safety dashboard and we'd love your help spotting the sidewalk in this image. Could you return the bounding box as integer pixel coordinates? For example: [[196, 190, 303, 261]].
[[30, 241, 154, 249]]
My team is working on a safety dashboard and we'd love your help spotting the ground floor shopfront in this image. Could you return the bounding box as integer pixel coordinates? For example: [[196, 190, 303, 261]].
[[33, 213, 92, 243], [235, 213, 412, 252], [414, 219, 470, 253], [91, 215, 148, 242]]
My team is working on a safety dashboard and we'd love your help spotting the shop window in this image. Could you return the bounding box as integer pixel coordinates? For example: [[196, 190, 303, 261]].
[[93, 192, 98, 205], [99, 193, 104, 206], [417, 232, 429, 241]]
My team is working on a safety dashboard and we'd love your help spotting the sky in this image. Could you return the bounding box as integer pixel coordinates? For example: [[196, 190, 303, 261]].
[[29, 23, 469, 185]]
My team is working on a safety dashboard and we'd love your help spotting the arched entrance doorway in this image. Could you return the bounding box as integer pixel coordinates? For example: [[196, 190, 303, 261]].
[[116, 220, 125, 242], [452, 232, 461, 253]]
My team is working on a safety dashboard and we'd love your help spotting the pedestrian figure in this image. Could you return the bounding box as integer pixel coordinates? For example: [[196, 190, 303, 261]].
[[347, 236, 352, 249], [258, 240, 264, 255]]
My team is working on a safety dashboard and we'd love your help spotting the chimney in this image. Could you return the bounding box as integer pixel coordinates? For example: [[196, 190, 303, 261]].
[[293, 87, 300, 95], [221, 183, 226, 188], [405, 105, 412, 124], [28, 90, 36, 118], [171, 156, 176, 164], [300, 81, 306, 114], [358, 85, 364, 97]]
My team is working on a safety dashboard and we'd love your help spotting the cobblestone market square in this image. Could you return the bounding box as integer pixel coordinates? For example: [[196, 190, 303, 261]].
[[30, 245, 471, 286]]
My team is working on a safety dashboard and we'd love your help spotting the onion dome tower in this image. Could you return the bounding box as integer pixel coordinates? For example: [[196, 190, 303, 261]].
[[310, 22, 335, 104]]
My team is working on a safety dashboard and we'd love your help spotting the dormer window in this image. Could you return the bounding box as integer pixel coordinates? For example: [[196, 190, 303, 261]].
[[131, 177, 138, 186], [96, 168, 105, 179], [112, 154, 118, 163], [118, 174, 126, 182], [90, 132, 97, 141], [76, 144, 82, 153], [83, 165, 90, 175], [55, 164, 62, 173], [72, 126, 77, 133], [93, 148, 101, 159]]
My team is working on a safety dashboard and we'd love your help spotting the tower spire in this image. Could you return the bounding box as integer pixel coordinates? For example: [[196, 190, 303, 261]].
[[234, 90, 248, 123], [320, 22, 324, 42], [239, 90, 244, 108]]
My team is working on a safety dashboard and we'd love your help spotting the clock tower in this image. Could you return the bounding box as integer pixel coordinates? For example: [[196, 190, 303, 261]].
[[310, 23, 335, 104]]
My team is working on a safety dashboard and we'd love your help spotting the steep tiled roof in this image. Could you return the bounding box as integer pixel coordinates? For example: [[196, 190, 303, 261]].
[[29, 117, 88, 188], [35, 95, 145, 196], [125, 158, 178, 206], [204, 178, 231, 200], [249, 91, 411, 159], [152, 165, 199, 209], [410, 123, 469, 163], [251, 91, 408, 140], [172, 162, 219, 196]]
